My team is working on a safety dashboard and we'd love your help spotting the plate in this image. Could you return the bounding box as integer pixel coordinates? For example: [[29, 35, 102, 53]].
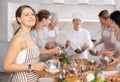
[[38, 77, 54, 82]]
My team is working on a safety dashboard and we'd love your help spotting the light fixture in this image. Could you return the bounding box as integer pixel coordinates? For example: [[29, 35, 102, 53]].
[[76, 0, 89, 4], [53, 0, 64, 4]]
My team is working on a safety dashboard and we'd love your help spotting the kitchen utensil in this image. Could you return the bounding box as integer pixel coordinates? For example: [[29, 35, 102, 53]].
[[45, 59, 61, 74], [100, 55, 113, 64], [89, 49, 98, 56]]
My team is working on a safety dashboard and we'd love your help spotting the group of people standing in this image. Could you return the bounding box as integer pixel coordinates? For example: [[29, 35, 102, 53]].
[[94, 10, 120, 69], [3, 4, 120, 82]]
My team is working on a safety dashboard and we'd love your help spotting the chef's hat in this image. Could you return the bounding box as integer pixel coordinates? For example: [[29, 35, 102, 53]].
[[72, 11, 86, 22]]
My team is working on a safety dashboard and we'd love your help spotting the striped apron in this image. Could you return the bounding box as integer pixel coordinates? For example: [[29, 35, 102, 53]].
[[11, 29, 40, 82]]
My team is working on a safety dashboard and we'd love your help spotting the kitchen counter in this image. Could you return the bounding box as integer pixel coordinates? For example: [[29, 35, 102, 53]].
[[38, 59, 118, 82]]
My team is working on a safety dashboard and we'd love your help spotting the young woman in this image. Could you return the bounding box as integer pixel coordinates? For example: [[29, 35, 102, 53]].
[[30, 9, 51, 50], [108, 10, 120, 70], [31, 9, 58, 62], [3, 5, 59, 82]]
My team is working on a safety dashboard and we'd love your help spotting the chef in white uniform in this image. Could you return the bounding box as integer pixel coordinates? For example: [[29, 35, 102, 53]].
[[64, 12, 94, 59]]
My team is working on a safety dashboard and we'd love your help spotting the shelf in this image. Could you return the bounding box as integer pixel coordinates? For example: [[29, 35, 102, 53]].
[[59, 18, 99, 23]]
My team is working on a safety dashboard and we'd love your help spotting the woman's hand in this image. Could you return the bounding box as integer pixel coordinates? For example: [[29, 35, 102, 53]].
[[53, 48, 60, 55], [98, 48, 108, 55], [98, 48, 115, 56], [32, 62, 46, 71], [108, 58, 120, 65], [104, 51, 115, 56]]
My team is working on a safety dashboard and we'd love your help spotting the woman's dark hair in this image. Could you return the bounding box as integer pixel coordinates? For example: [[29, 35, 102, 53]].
[[14, 5, 36, 35], [16, 5, 35, 24], [31, 9, 50, 30], [36, 9, 50, 22], [110, 10, 120, 28], [98, 10, 109, 19]]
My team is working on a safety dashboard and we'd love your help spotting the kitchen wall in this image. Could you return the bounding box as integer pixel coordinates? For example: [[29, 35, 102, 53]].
[[0, 0, 9, 72], [7, 1, 115, 41], [0, 0, 119, 71]]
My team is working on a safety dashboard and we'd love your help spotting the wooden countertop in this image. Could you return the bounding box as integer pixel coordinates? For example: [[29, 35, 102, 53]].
[[38, 59, 118, 82]]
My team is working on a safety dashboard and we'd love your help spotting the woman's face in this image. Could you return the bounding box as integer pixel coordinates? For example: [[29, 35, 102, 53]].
[[43, 16, 51, 26], [99, 17, 108, 27], [109, 19, 116, 29], [17, 8, 36, 28]]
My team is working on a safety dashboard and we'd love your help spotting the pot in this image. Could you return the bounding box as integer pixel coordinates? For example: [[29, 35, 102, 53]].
[[89, 49, 98, 56]]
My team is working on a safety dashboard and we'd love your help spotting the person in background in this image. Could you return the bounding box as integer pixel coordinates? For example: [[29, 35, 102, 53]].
[[108, 10, 120, 70], [43, 12, 59, 50], [94, 10, 117, 57], [3, 5, 59, 82], [31, 9, 51, 50], [43, 12, 59, 43], [31, 9, 58, 62], [64, 11, 94, 60]]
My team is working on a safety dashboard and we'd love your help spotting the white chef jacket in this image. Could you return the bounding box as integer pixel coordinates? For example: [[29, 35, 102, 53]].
[[64, 28, 94, 59]]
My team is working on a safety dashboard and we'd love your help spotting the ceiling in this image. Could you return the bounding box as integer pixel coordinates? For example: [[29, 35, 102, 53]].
[[8, 0, 115, 5]]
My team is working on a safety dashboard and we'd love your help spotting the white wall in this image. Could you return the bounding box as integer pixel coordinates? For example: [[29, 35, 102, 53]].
[[8, 2, 115, 41]]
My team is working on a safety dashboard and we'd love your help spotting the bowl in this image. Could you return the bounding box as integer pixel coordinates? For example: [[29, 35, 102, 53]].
[[38, 78, 54, 82], [74, 47, 84, 54], [57, 73, 65, 80], [88, 60, 97, 65], [45, 59, 61, 73], [100, 55, 113, 64], [89, 49, 98, 56]]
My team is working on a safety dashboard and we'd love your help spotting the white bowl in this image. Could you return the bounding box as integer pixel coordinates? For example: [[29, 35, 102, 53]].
[[45, 68, 60, 74], [45, 59, 61, 74], [38, 77, 54, 82]]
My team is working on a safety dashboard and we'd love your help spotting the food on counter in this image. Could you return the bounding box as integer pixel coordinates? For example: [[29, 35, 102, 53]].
[[66, 77, 80, 82], [105, 72, 120, 82], [90, 69, 106, 82], [59, 55, 72, 64], [90, 77, 106, 82]]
